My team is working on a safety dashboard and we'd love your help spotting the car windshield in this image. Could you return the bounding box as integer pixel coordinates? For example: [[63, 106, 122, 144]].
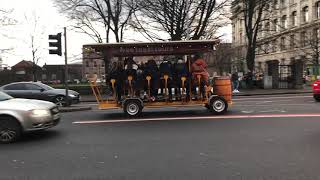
[[37, 83, 54, 90], [0, 91, 13, 101]]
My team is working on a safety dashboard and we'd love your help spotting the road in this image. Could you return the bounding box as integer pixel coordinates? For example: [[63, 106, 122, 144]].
[[1, 94, 320, 180]]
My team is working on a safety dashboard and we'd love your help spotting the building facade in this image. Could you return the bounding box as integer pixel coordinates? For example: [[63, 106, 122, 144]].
[[231, 0, 320, 88], [42, 64, 83, 83], [231, 0, 320, 87]]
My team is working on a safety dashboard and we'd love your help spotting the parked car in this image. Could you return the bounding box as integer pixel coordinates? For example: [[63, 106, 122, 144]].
[[0, 82, 80, 106], [0, 91, 60, 143], [313, 80, 320, 101]]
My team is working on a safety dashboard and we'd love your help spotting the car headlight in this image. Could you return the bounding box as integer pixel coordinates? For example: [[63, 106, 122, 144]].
[[69, 94, 76, 98], [31, 109, 51, 117]]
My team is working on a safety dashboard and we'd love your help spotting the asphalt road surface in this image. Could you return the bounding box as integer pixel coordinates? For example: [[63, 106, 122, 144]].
[[1, 94, 320, 180]]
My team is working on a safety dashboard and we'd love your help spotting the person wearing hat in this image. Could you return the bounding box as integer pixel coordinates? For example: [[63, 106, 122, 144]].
[[191, 53, 209, 98]]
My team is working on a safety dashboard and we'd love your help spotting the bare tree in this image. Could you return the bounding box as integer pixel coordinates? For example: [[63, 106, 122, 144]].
[[208, 43, 232, 75], [55, 0, 139, 43], [303, 30, 320, 66], [241, 0, 271, 72], [0, 9, 16, 28], [133, 0, 231, 41], [24, 12, 45, 82], [0, 9, 16, 54]]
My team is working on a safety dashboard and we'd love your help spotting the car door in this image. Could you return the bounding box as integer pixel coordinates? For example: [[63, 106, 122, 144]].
[[2, 83, 27, 98], [24, 83, 47, 100]]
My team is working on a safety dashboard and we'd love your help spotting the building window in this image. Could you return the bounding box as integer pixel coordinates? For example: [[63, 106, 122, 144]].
[[52, 74, 57, 80], [301, 31, 307, 47], [273, 19, 279, 32], [272, 39, 278, 52], [274, 0, 279, 9], [314, 28, 320, 45], [281, 15, 287, 29], [302, 6, 309, 23], [290, 34, 295, 49], [265, 42, 270, 53], [86, 61, 89, 67], [240, 19, 244, 29], [291, 11, 297, 27], [101, 62, 105, 67], [93, 61, 97, 67], [265, 22, 270, 35], [240, 32, 243, 44], [280, 37, 286, 50], [316, 1, 320, 19], [256, 45, 261, 54], [316, 28, 320, 39], [265, 4, 270, 11], [280, 0, 286, 8]]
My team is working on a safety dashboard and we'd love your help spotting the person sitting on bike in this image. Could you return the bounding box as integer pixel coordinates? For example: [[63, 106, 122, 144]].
[[174, 58, 190, 99], [144, 59, 159, 101], [124, 57, 138, 96], [135, 62, 145, 97], [159, 58, 174, 100], [109, 61, 124, 102], [191, 53, 209, 97]]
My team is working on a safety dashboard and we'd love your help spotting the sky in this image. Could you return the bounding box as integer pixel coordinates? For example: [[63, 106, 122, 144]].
[[0, 0, 232, 67]]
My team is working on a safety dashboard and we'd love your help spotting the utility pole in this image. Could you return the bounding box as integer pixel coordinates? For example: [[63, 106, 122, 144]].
[[64, 27, 69, 106]]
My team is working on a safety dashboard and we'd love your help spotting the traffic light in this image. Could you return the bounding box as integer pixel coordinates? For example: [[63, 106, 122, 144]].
[[48, 33, 62, 56]]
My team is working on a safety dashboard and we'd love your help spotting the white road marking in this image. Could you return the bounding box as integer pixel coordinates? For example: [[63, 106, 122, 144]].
[[259, 110, 287, 113], [235, 103, 317, 106], [256, 101, 273, 104], [233, 95, 312, 101], [241, 111, 254, 114], [72, 113, 320, 124]]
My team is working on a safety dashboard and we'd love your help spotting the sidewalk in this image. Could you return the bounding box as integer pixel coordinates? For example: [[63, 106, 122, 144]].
[[80, 86, 313, 102]]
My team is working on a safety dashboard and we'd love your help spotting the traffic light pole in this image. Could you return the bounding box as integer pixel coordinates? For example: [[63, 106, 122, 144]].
[[64, 27, 69, 106]]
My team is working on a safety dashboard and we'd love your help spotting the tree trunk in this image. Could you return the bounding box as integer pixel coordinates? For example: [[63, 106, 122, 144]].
[[32, 64, 37, 82], [246, 45, 255, 72]]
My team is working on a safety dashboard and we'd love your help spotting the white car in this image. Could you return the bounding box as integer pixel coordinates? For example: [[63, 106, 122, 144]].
[[0, 91, 60, 143]]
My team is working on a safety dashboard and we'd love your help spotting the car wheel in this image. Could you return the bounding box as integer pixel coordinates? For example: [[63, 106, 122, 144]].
[[0, 116, 22, 143], [54, 96, 68, 107], [314, 95, 320, 102], [123, 99, 143, 117], [209, 96, 228, 115]]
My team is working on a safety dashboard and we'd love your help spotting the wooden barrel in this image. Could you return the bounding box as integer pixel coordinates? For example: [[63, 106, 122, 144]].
[[213, 77, 232, 102]]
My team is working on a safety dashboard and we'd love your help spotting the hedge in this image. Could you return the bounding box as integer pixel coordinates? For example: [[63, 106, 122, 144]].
[[50, 84, 109, 95]]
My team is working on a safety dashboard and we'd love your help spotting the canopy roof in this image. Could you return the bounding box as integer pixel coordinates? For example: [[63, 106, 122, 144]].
[[83, 40, 220, 58]]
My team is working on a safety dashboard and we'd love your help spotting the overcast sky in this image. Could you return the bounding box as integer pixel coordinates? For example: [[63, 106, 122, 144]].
[[0, 0, 232, 67]]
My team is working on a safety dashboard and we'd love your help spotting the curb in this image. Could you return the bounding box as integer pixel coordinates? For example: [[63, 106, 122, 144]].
[[233, 91, 312, 96], [59, 106, 92, 113]]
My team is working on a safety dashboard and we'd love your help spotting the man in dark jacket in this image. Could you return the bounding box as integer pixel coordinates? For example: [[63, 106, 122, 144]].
[[109, 62, 124, 102], [174, 59, 190, 98], [144, 60, 159, 100], [159, 59, 174, 99], [124, 57, 138, 96]]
